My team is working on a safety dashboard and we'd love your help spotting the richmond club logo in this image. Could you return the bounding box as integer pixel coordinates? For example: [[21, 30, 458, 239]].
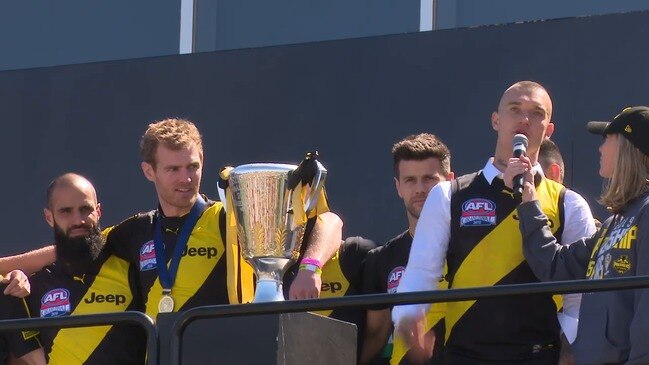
[[461, 198, 497, 227], [139, 241, 157, 271], [387, 266, 406, 294], [40, 288, 71, 318]]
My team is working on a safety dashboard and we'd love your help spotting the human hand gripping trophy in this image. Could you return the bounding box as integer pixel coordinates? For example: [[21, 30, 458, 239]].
[[227, 152, 327, 302]]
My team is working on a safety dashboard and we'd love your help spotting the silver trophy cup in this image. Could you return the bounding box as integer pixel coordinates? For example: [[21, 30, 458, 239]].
[[229, 161, 327, 302]]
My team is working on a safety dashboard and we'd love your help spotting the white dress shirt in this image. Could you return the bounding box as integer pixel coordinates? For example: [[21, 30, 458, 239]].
[[392, 158, 596, 340]]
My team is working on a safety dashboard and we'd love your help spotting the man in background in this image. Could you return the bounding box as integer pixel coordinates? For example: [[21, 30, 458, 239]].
[[361, 133, 453, 364]]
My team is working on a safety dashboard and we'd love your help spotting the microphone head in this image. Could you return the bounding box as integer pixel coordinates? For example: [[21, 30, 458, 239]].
[[513, 134, 529, 151]]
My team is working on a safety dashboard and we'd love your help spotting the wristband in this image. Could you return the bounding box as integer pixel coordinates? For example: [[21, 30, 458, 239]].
[[300, 258, 322, 268], [299, 263, 322, 275], [299, 264, 322, 275]]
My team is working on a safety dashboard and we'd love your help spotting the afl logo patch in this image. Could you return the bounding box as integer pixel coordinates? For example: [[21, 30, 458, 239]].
[[461, 198, 496, 227], [40, 288, 71, 318], [139, 241, 157, 271], [387, 266, 406, 294]]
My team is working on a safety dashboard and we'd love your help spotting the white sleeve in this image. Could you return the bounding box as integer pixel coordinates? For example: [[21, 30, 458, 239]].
[[392, 181, 451, 325], [559, 189, 597, 341], [561, 189, 597, 245]]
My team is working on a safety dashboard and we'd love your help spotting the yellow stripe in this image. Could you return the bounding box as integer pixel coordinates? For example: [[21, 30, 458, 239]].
[[48, 256, 132, 364], [446, 179, 563, 340], [392, 265, 448, 364], [145, 204, 228, 318], [314, 250, 345, 317]]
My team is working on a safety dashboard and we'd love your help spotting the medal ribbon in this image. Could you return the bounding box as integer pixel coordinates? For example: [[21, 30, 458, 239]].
[[154, 195, 208, 294]]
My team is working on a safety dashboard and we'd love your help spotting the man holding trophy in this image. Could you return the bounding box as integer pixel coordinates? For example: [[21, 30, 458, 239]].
[[225, 152, 332, 302], [0, 118, 343, 317]]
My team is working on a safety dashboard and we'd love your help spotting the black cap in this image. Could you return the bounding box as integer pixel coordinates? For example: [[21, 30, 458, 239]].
[[587, 106, 649, 156]]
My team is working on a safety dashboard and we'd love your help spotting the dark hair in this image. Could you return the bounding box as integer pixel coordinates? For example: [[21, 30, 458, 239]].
[[391, 133, 451, 177]]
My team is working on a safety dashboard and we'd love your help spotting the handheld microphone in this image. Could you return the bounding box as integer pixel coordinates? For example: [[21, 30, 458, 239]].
[[512, 134, 528, 196]]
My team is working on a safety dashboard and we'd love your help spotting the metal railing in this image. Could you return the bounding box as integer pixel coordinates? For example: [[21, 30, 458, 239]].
[[169, 275, 649, 364], [0, 311, 157, 365], [2, 276, 649, 364]]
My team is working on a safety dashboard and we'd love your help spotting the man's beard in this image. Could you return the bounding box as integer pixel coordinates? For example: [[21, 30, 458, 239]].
[[53, 222, 104, 266], [405, 202, 422, 220]]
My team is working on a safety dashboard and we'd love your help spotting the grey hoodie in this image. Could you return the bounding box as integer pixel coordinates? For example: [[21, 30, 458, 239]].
[[517, 192, 649, 365]]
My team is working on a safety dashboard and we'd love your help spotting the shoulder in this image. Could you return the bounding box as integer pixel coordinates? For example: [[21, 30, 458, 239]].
[[383, 230, 410, 249], [202, 200, 224, 217], [563, 189, 594, 215], [366, 231, 407, 260], [339, 236, 377, 267], [27, 266, 58, 295], [105, 211, 156, 235], [426, 181, 453, 205], [342, 236, 377, 254]]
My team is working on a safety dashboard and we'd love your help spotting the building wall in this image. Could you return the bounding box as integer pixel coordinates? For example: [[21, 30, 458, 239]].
[[1, 11, 648, 254], [0, 0, 180, 71], [436, 0, 649, 29]]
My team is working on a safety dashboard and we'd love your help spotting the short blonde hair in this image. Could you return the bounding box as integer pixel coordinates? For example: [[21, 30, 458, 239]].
[[600, 135, 649, 212], [140, 118, 203, 166]]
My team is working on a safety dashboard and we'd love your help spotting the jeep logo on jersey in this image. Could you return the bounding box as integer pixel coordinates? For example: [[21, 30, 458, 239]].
[[84, 292, 127, 305], [321, 282, 343, 293], [461, 198, 496, 227], [139, 240, 157, 271], [181, 246, 218, 259], [387, 266, 406, 294], [40, 288, 71, 318]]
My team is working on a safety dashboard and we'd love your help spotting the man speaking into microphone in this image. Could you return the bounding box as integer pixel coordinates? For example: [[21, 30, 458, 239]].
[[392, 81, 595, 364]]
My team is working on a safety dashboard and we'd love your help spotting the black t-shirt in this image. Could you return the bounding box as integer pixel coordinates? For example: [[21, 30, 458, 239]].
[[363, 230, 412, 299], [362, 230, 446, 364]]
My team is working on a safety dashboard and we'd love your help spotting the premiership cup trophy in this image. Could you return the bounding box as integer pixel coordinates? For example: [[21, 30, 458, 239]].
[[229, 153, 327, 302]]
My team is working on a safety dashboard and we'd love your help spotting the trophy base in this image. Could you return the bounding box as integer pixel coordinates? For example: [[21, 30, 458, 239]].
[[254, 279, 285, 302]]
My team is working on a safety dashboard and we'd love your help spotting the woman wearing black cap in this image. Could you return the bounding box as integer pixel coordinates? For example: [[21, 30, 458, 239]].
[[508, 106, 649, 364]]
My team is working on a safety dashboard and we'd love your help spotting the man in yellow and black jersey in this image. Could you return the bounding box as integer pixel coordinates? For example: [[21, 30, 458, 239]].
[[393, 81, 596, 364], [310, 236, 377, 360], [12, 173, 146, 365], [104, 118, 341, 318], [0, 118, 342, 318], [104, 196, 236, 319], [361, 134, 453, 365]]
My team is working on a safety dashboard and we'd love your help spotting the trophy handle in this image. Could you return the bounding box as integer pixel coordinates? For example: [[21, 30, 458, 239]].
[[303, 160, 326, 215], [288, 151, 328, 216]]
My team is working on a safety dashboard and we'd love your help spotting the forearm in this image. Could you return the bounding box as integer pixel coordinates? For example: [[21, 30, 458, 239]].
[[302, 211, 342, 263], [518, 201, 591, 281], [360, 309, 391, 365], [0, 246, 55, 275], [18, 348, 47, 365]]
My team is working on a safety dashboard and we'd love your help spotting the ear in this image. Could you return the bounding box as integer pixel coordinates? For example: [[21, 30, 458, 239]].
[[549, 163, 562, 183], [96, 202, 102, 219], [141, 162, 156, 182], [447, 171, 455, 180], [44, 208, 54, 228], [394, 177, 403, 199], [545, 122, 555, 138], [491, 112, 499, 131]]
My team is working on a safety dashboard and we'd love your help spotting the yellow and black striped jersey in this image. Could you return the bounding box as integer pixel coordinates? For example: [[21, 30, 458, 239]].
[[445, 171, 565, 361], [24, 250, 145, 365]]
